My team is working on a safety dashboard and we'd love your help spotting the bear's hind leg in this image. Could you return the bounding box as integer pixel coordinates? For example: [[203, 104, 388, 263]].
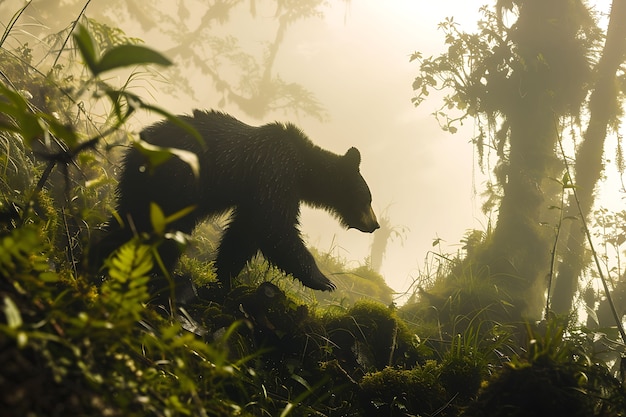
[[215, 208, 260, 290]]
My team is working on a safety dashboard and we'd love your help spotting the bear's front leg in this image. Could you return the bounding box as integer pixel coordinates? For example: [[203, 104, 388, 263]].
[[216, 204, 335, 292], [261, 235, 336, 291], [255, 214, 336, 292]]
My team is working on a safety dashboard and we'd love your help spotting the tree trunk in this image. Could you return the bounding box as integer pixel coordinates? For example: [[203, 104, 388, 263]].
[[476, 0, 593, 319], [482, 99, 558, 318], [370, 216, 392, 273], [551, 0, 626, 315]]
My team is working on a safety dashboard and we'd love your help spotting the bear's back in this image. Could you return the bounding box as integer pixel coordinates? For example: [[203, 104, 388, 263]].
[[140, 110, 252, 152], [136, 110, 312, 210]]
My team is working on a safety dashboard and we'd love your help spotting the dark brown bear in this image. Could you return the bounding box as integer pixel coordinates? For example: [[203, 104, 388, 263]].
[[95, 110, 379, 291]]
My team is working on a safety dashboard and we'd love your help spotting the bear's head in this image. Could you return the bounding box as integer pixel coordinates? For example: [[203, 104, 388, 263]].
[[332, 147, 379, 233]]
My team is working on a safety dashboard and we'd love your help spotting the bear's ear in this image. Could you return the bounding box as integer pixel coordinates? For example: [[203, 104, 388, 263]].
[[344, 147, 361, 168]]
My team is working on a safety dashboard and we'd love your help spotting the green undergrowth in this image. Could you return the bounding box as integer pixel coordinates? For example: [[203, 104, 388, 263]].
[[3, 215, 622, 413], [4, 229, 624, 416], [1, 180, 625, 416], [0, 229, 429, 416]]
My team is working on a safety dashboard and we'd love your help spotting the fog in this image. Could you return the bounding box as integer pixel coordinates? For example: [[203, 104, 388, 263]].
[[6, 0, 618, 296], [228, 1, 488, 294], [268, 1, 488, 294], [205, 0, 618, 297], [171, 0, 488, 294], [0, 0, 490, 294]]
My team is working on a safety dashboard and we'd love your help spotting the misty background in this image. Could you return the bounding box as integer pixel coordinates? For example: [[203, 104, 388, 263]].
[[142, 0, 486, 295], [1, 0, 619, 296]]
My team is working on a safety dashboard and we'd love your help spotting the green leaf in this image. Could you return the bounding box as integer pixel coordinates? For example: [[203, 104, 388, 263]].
[[132, 140, 174, 172], [97, 44, 172, 74], [164, 205, 197, 225], [0, 84, 45, 143], [39, 272, 59, 282], [140, 103, 203, 145], [40, 114, 80, 148], [72, 24, 99, 75], [0, 85, 28, 114], [20, 114, 46, 144], [561, 172, 575, 189], [133, 139, 200, 178], [167, 147, 200, 178], [129, 257, 153, 279], [104, 89, 145, 125], [150, 202, 166, 236]]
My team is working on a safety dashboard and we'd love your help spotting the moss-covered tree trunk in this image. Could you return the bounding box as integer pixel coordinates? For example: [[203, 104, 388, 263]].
[[551, 0, 626, 316], [475, 0, 592, 319], [411, 0, 597, 327], [482, 101, 557, 317]]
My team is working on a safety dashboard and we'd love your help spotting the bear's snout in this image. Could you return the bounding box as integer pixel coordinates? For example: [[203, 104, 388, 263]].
[[353, 206, 379, 233]]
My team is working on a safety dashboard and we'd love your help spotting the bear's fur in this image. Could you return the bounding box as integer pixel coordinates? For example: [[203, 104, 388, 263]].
[[94, 110, 379, 291]]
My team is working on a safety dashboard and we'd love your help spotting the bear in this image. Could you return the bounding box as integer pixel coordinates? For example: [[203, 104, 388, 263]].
[[92, 110, 379, 292]]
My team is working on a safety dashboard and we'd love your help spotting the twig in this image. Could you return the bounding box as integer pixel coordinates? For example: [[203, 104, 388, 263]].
[[556, 122, 626, 343], [0, 0, 32, 48], [53, 0, 93, 68], [545, 179, 566, 320]]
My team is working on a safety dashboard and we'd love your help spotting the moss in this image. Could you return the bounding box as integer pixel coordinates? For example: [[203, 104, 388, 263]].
[[177, 255, 217, 287], [463, 364, 595, 417], [360, 364, 447, 417], [325, 300, 423, 377], [439, 355, 483, 400]]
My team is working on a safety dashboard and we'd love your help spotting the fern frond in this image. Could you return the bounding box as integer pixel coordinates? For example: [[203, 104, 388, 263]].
[[0, 225, 56, 282], [101, 239, 152, 320]]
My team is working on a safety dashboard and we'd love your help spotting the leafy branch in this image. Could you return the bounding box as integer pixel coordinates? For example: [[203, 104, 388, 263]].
[[0, 23, 201, 226]]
